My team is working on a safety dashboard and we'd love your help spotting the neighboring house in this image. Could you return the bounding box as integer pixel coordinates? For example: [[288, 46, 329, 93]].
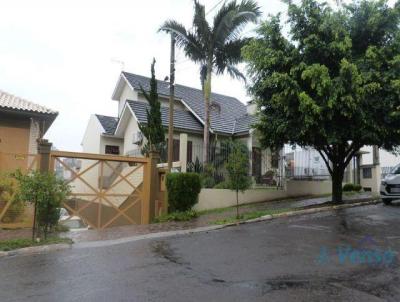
[[0, 90, 58, 172], [82, 71, 277, 180]]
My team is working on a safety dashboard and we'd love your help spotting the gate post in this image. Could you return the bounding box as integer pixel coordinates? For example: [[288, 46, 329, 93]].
[[142, 151, 160, 224], [37, 139, 52, 173]]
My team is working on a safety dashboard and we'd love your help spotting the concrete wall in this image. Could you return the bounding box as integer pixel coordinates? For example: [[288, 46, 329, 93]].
[[28, 118, 40, 155], [360, 164, 381, 194], [194, 180, 333, 211]]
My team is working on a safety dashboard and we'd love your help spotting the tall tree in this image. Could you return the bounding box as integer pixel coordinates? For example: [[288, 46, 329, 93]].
[[160, 0, 261, 163], [140, 59, 165, 155], [243, 0, 400, 203]]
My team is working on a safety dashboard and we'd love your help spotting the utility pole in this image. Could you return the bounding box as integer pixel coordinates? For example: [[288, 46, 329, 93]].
[[167, 33, 176, 172]]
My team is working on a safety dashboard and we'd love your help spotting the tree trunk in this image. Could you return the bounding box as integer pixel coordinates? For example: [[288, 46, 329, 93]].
[[203, 64, 212, 164], [32, 201, 37, 241], [168, 34, 175, 171], [236, 189, 239, 219], [331, 166, 345, 204]]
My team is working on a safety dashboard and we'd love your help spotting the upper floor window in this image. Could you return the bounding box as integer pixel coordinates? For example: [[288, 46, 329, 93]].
[[105, 145, 120, 155]]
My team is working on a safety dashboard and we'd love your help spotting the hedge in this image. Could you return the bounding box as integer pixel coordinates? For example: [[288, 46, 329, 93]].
[[166, 173, 201, 212], [343, 183, 362, 192]]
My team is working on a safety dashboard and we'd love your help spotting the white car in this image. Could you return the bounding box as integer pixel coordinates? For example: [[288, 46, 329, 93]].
[[380, 165, 400, 205]]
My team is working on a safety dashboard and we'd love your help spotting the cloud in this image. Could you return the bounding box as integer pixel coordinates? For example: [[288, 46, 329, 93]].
[[0, 0, 284, 151]]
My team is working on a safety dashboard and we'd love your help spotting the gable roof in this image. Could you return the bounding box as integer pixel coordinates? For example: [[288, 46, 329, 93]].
[[233, 114, 258, 135], [121, 72, 248, 135], [127, 100, 203, 133], [0, 90, 57, 115], [95, 114, 119, 135]]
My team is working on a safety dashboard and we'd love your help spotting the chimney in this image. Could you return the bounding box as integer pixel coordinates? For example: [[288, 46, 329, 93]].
[[246, 103, 257, 115]]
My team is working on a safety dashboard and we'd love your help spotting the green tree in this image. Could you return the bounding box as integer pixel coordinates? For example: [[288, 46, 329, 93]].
[[243, 0, 400, 203], [160, 0, 261, 163], [16, 171, 70, 240], [225, 141, 252, 219], [140, 58, 165, 155]]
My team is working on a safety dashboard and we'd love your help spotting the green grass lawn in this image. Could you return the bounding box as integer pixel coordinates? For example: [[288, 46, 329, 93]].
[[0, 237, 73, 252]]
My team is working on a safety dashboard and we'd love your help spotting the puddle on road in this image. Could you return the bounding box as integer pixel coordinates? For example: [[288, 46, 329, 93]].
[[151, 241, 183, 265]]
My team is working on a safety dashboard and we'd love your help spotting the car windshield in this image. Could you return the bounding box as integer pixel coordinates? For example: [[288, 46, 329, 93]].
[[390, 165, 400, 175]]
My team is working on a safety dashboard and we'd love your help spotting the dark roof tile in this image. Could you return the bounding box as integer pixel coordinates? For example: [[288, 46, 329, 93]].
[[127, 100, 203, 133], [122, 72, 247, 135], [95, 114, 119, 135]]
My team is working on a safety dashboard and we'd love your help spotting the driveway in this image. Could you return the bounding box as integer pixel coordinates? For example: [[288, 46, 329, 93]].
[[0, 203, 399, 302]]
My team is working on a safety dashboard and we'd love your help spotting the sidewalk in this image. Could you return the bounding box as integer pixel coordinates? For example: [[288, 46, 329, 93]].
[[62, 192, 376, 243]]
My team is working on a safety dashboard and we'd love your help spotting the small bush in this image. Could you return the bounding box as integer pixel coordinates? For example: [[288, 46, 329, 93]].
[[202, 176, 215, 188], [343, 183, 354, 191], [0, 174, 24, 223], [153, 210, 198, 223], [15, 171, 70, 239], [343, 183, 362, 192], [213, 181, 230, 189], [166, 173, 201, 212]]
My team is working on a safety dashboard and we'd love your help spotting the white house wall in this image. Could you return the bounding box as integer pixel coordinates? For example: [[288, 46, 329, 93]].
[[123, 114, 142, 155], [100, 136, 124, 155], [118, 83, 137, 117], [81, 115, 102, 154]]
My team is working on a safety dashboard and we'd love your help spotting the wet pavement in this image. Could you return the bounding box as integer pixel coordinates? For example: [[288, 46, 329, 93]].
[[1, 202, 399, 301], [64, 193, 374, 243]]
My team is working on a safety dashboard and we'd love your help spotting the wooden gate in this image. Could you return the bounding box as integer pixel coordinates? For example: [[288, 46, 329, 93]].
[[49, 151, 158, 229]]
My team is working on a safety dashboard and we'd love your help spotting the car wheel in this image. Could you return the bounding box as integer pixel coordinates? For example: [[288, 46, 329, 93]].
[[383, 199, 392, 205]]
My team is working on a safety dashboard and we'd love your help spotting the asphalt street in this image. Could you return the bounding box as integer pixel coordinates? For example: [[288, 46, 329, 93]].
[[1, 203, 400, 302]]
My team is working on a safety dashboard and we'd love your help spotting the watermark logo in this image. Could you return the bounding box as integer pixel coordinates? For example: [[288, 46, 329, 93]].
[[317, 235, 397, 266]]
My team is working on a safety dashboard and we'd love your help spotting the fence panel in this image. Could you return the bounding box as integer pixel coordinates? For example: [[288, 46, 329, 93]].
[[51, 151, 150, 229]]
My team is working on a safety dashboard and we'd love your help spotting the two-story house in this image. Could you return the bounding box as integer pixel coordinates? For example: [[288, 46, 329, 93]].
[[82, 71, 277, 181]]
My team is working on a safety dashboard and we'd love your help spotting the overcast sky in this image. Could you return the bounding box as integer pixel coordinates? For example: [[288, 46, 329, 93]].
[[0, 0, 287, 151]]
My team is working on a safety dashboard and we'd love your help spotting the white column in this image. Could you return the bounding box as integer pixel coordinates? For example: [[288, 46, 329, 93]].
[[179, 133, 188, 172], [247, 132, 253, 177]]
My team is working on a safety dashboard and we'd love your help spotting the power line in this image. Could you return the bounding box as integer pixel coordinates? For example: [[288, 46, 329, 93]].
[[206, 0, 225, 16]]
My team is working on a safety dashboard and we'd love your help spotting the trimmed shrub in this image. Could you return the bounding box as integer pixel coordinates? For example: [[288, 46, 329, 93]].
[[343, 183, 362, 192], [343, 183, 354, 191], [166, 173, 201, 212], [213, 181, 230, 189]]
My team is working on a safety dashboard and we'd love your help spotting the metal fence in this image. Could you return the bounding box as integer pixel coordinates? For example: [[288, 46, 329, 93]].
[[284, 149, 331, 180]]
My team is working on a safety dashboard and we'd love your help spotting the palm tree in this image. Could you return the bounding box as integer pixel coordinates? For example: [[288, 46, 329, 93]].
[[160, 0, 261, 163]]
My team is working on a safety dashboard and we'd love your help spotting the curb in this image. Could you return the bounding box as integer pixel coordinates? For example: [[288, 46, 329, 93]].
[[0, 199, 380, 257], [223, 198, 380, 227], [0, 243, 72, 258], [73, 225, 225, 249]]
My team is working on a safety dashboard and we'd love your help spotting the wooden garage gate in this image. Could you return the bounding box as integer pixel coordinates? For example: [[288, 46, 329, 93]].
[[48, 150, 163, 229]]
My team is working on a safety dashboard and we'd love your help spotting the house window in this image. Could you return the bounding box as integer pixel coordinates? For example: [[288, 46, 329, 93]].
[[363, 167, 372, 179], [105, 145, 120, 155], [173, 139, 180, 162], [166, 139, 180, 162], [187, 141, 193, 163]]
